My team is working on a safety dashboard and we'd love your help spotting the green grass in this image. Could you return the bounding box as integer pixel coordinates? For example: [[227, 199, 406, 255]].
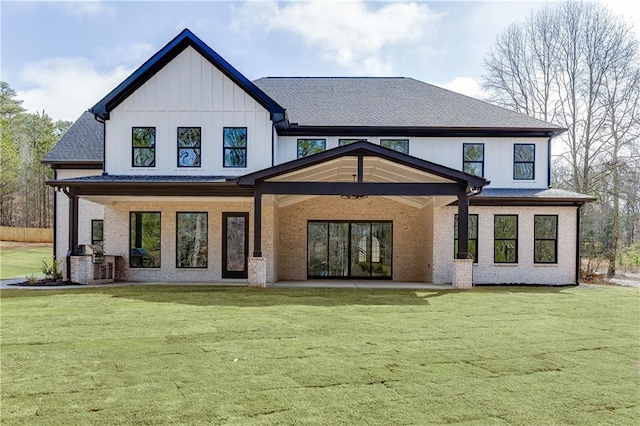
[[0, 245, 53, 279], [1, 285, 638, 425]]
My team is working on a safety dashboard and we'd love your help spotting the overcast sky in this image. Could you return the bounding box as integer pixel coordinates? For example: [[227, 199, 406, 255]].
[[2, 0, 638, 123]]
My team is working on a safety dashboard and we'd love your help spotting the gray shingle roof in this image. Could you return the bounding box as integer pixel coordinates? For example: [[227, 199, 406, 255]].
[[43, 111, 103, 163], [253, 77, 563, 130], [477, 188, 596, 200]]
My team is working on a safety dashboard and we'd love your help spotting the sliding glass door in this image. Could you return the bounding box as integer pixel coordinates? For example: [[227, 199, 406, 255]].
[[307, 221, 392, 279]]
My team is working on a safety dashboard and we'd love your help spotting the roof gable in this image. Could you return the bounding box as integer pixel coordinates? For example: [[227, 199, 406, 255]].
[[90, 29, 285, 120]]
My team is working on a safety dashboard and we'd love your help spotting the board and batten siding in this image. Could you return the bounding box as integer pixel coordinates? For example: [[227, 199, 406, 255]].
[[276, 136, 549, 189], [105, 46, 273, 176]]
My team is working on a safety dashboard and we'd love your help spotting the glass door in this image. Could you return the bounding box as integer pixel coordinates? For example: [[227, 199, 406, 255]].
[[222, 213, 248, 278]]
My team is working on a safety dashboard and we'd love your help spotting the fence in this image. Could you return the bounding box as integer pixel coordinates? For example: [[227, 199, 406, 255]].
[[0, 226, 53, 243]]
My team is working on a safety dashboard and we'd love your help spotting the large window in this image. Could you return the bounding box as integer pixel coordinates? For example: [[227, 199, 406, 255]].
[[339, 139, 360, 146], [177, 127, 201, 167], [223, 127, 247, 167], [130, 212, 161, 268], [132, 127, 156, 167], [91, 220, 104, 250], [514, 144, 535, 180], [380, 139, 409, 154], [176, 212, 208, 268], [534, 215, 558, 264], [297, 139, 326, 158], [494, 215, 518, 263], [454, 214, 478, 263], [463, 143, 484, 177]]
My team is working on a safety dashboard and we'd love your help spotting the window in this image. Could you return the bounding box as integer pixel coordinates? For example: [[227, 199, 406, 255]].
[[177, 127, 201, 167], [454, 214, 478, 263], [223, 127, 247, 167], [297, 139, 326, 158], [129, 212, 161, 268], [494, 215, 518, 263], [91, 220, 104, 250], [380, 139, 409, 154], [132, 127, 156, 167], [534, 215, 558, 264], [463, 143, 484, 177], [339, 139, 360, 146], [514, 144, 535, 180], [176, 213, 208, 268]]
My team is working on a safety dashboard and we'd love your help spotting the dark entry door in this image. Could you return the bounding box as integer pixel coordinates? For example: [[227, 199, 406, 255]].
[[307, 221, 392, 279], [222, 212, 248, 278]]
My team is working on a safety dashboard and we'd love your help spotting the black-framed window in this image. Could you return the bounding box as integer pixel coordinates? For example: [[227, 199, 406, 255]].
[[222, 212, 249, 278], [177, 127, 201, 167], [129, 212, 161, 268], [223, 127, 247, 167], [91, 219, 104, 250], [380, 139, 409, 154], [514, 144, 535, 180], [463, 143, 484, 177], [176, 212, 208, 268], [534, 215, 558, 264], [297, 139, 326, 158], [454, 214, 478, 263], [339, 139, 360, 146], [494, 215, 518, 263], [132, 127, 156, 167]]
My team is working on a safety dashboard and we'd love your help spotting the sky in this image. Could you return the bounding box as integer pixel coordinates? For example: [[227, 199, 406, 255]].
[[2, 0, 639, 123]]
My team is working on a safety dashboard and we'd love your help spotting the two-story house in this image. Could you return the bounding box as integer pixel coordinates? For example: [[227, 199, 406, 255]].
[[45, 29, 594, 287]]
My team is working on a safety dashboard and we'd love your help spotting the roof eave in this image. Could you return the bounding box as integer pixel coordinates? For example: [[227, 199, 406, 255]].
[[277, 125, 564, 138]]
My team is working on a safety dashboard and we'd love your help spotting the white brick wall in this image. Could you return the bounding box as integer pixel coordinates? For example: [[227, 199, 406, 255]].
[[433, 205, 578, 285]]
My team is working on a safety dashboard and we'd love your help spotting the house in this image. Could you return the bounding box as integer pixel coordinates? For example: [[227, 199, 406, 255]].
[[44, 29, 595, 288]]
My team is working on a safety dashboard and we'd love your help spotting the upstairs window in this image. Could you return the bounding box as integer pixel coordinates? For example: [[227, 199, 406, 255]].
[[177, 127, 201, 167], [132, 127, 156, 167], [223, 127, 247, 168], [297, 139, 326, 158], [494, 215, 518, 263], [514, 144, 535, 180], [339, 139, 360, 146], [454, 214, 478, 263], [534, 215, 558, 264], [463, 143, 484, 177], [380, 139, 409, 154]]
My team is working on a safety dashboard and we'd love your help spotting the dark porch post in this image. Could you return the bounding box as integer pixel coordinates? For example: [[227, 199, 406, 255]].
[[68, 192, 79, 255], [253, 190, 262, 257], [457, 192, 470, 259]]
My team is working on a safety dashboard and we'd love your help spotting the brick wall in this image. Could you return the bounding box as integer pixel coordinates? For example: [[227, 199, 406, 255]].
[[433, 205, 578, 285]]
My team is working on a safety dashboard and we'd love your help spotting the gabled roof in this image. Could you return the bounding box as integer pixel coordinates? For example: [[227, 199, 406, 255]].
[[90, 29, 285, 121], [42, 111, 103, 167], [253, 77, 565, 137], [238, 141, 488, 188]]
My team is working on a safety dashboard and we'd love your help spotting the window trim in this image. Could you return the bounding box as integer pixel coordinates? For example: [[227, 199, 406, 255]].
[[177, 127, 202, 168], [454, 214, 479, 264], [132, 127, 156, 168], [494, 214, 518, 264], [222, 212, 249, 278], [223, 127, 247, 168], [91, 219, 103, 248], [513, 143, 535, 180], [297, 139, 326, 158], [176, 212, 208, 269], [380, 139, 409, 154], [129, 211, 161, 268], [534, 214, 558, 264], [463, 143, 484, 177]]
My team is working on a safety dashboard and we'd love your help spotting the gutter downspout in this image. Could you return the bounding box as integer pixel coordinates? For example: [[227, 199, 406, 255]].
[[575, 203, 583, 285], [52, 168, 57, 262], [95, 115, 106, 175], [547, 137, 552, 188]]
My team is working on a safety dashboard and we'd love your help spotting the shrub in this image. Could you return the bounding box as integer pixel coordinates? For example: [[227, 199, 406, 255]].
[[41, 259, 63, 281]]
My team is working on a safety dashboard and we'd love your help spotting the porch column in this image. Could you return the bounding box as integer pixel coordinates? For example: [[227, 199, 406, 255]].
[[64, 190, 79, 281], [248, 190, 266, 287], [453, 193, 473, 289]]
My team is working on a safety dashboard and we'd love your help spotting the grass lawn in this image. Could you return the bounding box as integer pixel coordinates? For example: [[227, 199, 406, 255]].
[[0, 243, 53, 279], [1, 285, 638, 425]]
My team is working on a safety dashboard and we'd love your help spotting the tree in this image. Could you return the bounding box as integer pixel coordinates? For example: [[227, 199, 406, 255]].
[[482, 1, 640, 277]]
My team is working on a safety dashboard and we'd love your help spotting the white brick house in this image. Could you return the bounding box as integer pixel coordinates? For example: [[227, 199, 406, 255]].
[[44, 29, 594, 287]]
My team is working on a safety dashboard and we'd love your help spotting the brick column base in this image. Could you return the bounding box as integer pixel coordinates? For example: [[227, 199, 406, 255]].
[[248, 257, 267, 287], [452, 258, 473, 289]]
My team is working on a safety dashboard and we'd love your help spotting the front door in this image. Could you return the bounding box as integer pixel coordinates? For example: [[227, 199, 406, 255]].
[[222, 212, 249, 278], [307, 221, 392, 279]]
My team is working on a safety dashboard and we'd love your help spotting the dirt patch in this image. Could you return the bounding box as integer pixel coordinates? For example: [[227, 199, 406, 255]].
[[0, 241, 53, 250]]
